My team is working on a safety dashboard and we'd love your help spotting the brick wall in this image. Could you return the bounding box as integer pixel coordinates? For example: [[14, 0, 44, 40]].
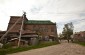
[[24, 24, 57, 37]]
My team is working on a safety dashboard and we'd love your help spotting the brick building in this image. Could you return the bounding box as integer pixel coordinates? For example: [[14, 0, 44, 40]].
[[0, 13, 58, 45], [72, 31, 85, 42]]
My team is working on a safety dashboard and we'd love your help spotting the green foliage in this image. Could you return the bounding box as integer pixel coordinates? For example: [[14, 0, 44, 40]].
[[0, 43, 12, 55], [75, 42, 85, 46], [62, 22, 74, 39], [2, 43, 12, 49], [0, 49, 7, 55]]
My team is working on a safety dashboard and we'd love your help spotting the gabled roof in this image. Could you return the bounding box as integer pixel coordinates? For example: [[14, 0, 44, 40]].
[[25, 20, 55, 25], [9, 16, 56, 25]]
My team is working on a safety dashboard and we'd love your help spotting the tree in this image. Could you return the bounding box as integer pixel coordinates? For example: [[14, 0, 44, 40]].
[[62, 22, 74, 42], [58, 33, 63, 41]]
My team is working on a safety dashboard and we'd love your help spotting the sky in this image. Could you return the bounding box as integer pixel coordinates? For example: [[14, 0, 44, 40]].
[[0, 0, 85, 34]]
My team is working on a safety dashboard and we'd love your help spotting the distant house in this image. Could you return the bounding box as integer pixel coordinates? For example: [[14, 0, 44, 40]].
[[0, 13, 58, 45], [72, 31, 85, 42]]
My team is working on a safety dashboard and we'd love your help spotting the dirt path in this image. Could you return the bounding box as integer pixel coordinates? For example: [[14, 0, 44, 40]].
[[8, 41, 85, 55]]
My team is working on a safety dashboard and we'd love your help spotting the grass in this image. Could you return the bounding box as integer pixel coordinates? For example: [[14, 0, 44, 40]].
[[74, 42, 85, 46], [0, 49, 7, 55], [0, 41, 59, 55]]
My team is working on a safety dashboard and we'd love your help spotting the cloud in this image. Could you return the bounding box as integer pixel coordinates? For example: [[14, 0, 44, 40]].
[[0, 0, 85, 34], [30, 5, 43, 14], [74, 20, 85, 32]]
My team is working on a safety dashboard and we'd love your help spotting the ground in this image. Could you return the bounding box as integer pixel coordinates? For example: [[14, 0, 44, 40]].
[[8, 40, 85, 55]]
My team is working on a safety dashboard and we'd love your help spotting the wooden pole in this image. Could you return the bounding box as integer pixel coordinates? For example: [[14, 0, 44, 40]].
[[18, 12, 25, 47]]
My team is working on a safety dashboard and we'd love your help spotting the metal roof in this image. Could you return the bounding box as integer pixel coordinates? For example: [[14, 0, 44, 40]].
[[25, 20, 55, 24]]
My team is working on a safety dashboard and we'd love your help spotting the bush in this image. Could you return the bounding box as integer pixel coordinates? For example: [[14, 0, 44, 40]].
[[0, 49, 7, 55], [3, 43, 12, 49]]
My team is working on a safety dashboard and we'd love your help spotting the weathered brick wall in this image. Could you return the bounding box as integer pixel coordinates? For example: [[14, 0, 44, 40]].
[[24, 24, 57, 37], [7, 16, 22, 32], [73, 32, 85, 42]]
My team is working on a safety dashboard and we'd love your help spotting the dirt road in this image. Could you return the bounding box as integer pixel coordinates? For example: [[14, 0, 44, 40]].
[[8, 41, 85, 55]]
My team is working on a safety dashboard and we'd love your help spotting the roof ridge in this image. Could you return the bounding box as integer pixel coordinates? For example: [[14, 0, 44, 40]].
[[25, 20, 55, 24], [28, 20, 51, 21]]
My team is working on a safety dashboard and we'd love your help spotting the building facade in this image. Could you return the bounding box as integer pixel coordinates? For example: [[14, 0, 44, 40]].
[[0, 13, 58, 45], [72, 31, 85, 42]]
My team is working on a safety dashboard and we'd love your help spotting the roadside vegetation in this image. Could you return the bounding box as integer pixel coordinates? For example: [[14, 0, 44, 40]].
[[74, 42, 85, 46], [0, 41, 59, 55]]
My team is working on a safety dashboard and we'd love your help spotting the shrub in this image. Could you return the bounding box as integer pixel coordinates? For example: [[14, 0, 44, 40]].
[[0, 49, 7, 55], [3, 43, 12, 49]]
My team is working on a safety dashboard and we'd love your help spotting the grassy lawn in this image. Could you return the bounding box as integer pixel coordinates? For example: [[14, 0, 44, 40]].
[[0, 41, 59, 55], [74, 42, 85, 46]]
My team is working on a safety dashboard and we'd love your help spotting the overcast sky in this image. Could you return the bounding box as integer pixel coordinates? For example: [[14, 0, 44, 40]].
[[0, 0, 85, 34]]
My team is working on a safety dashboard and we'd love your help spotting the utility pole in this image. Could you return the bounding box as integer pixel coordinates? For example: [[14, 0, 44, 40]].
[[18, 12, 26, 47]]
